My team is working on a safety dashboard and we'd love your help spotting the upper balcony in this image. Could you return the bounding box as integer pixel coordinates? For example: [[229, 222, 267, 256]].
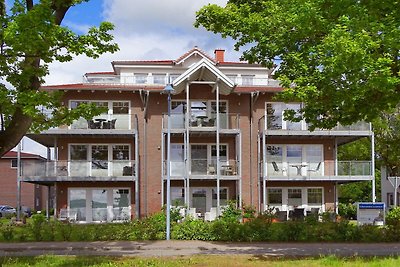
[[38, 114, 138, 138], [162, 113, 240, 133], [84, 73, 280, 88], [261, 160, 372, 182], [258, 115, 372, 138], [163, 159, 240, 180], [20, 160, 137, 185]]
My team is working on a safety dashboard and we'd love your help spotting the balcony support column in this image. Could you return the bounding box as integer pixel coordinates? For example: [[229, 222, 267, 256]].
[[216, 82, 221, 216], [372, 132, 376, 202], [257, 133, 261, 212], [262, 134, 267, 212], [185, 81, 190, 209], [184, 131, 189, 208], [135, 129, 139, 218], [237, 132, 242, 209], [161, 132, 165, 206], [334, 138, 338, 176]]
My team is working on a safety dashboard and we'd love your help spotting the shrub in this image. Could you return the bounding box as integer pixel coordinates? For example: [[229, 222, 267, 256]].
[[1, 223, 14, 241], [338, 203, 357, 220], [172, 219, 214, 240], [30, 213, 46, 241], [220, 201, 241, 223], [385, 207, 400, 241], [58, 221, 73, 241]]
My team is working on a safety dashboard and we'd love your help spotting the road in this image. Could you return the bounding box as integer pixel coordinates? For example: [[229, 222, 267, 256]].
[[1, 241, 400, 257]]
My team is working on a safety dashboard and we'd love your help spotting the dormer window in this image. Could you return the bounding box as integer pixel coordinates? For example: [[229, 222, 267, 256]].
[[135, 73, 147, 84], [242, 75, 254, 86]]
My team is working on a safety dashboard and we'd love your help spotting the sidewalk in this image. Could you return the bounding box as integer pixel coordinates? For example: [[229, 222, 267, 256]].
[[1, 241, 400, 257]]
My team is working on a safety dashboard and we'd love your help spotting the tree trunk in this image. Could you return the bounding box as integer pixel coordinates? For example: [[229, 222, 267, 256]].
[[0, 108, 33, 157]]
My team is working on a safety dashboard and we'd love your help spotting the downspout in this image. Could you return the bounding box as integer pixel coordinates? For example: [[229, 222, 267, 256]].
[[140, 90, 150, 216], [135, 114, 139, 218], [250, 92, 259, 209], [216, 82, 221, 216], [250, 93, 253, 207]]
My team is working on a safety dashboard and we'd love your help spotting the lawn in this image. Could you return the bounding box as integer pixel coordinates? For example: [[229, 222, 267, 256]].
[[1, 255, 400, 267]]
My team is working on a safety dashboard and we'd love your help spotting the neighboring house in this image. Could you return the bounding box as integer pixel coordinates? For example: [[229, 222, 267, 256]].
[[0, 151, 47, 211], [24, 47, 375, 223], [381, 166, 400, 208]]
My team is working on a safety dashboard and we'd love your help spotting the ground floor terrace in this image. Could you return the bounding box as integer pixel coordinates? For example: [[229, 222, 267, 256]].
[[262, 181, 339, 221], [54, 182, 136, 223]]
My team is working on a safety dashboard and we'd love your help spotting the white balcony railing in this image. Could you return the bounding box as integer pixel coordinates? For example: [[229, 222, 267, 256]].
[[259, 116, 371, 133], [68, 114, 137, 130], [163, 113, 239, 130], [84, 74, 280, 87], [164, 159, 239, 177], [21, 160, 136, 178], [261, 160, 372, 179]]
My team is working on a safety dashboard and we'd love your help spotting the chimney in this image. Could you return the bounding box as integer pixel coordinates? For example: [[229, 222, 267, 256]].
[[214, 49, 225, 63]]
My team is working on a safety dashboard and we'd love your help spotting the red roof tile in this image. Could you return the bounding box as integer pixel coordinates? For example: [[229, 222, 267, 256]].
[[3, 151, 45, 159]]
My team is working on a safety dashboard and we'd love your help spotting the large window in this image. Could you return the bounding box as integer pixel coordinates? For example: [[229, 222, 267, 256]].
[[171, 187, 185, 206], [212, 188, 228, 207], [266, 187, 324, 210], [267, 144, 323, 176], [307, 188, 323, 205], [267, 189, 282, 205], [266, 102, 303, 130], [288, 189, 302, 206], [69, 100, 130, 130], [69, 188, 130, 223], [69, 144, 131, 177]]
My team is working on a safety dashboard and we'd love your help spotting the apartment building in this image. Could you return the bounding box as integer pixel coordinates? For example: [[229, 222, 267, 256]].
[[0, 151, 47, 211], [23, 47, 375, 223]]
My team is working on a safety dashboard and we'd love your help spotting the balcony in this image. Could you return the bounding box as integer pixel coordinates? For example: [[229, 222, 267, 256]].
[[69, 114, 137, 130], [163, 159, 239, 179], [261, 160, 372, 181], [258, 116, 371, 136], [21, 160, 137, 183], [84, 73, 280, 87], [162, 113, 240, 132]]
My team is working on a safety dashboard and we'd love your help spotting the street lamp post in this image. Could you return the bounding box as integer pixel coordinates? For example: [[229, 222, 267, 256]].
[[164, 82, 174, 240]]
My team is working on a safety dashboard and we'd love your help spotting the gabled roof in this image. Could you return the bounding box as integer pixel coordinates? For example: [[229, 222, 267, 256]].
[[172, 58, 235, 95], [2, 151, 45, 160], [175, 47, 215, 65]]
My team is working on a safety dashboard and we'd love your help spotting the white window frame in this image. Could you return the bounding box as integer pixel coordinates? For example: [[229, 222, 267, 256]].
[[267, 144, 324, 176], [266, 187, 325, 212], [68, 143, 131, 177], [68, 187, 131, 223]]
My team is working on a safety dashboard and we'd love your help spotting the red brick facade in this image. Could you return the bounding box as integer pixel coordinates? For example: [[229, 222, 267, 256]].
[[24, 48, 373, 222]]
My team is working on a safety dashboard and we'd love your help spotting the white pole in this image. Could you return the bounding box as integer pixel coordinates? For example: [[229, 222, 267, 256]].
[[16, 141, 21, 221], [166, 91, 172, 240]]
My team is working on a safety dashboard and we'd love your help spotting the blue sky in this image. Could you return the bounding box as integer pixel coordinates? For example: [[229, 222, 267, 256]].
[[11, 0, 242, 156]]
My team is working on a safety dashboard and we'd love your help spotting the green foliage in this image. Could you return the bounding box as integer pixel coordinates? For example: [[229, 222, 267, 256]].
[[128, 212, 167, 240], [0, 0, 119, 156], [0, 209, 398, 242], [219, 201, 241, 222], [172, 219, 214, 240], [0, 223, 14, 241], [338, 203, 357, 220], [242, 204, 256, 219], [29, 213, 46, 241], [195, 1, 400, 129]]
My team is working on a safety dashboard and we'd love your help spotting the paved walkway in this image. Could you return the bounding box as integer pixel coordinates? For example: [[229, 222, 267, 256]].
[[1, 241, 400, 257]]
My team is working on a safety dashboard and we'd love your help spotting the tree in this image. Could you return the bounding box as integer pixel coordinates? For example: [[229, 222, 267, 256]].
[[0, 0, 118, 156], [195, 0, 400, 129]]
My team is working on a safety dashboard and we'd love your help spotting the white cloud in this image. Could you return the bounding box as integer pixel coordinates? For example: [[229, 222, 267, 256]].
[[45, 0, 242, 85], [103, 0, 227, 35]]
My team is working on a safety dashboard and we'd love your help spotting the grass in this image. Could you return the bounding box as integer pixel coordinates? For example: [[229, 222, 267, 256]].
[[1, 255, 400, 267]]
